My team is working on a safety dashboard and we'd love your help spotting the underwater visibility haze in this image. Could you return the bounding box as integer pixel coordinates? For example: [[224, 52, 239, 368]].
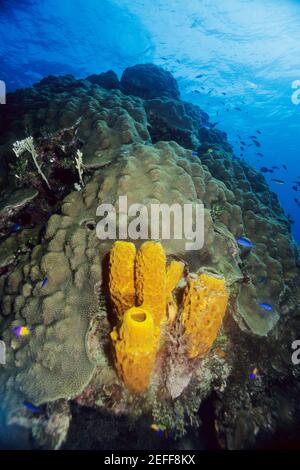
[[0, 0, 300, 451]]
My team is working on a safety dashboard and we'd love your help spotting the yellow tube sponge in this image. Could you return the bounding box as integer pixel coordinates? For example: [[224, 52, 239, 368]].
[[135, 241, 167, 326], [110, 306, 159, 393], [181, 273, 229, 359], [109, 241, 136, 320], [166, 260, 185, 295]]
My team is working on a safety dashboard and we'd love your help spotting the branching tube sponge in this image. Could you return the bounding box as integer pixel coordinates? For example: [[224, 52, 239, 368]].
[[166, 259, 185, 325], [108, 241, 228, 394], [181, 273, 229, 359], [110, 306, 159, 393], [135, 241, 167, 326], [109, 241, 136, 320]]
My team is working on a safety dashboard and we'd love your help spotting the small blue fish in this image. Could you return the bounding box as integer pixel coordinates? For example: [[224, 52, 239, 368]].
[[259, 303, 273, 312], [10, 223, 22, 233], [236, 237, 254, 248], [192, 150, 198, 157], [23, 401, 41, 413], [41, 277, 48, 288], [257, 276, 267, 284]]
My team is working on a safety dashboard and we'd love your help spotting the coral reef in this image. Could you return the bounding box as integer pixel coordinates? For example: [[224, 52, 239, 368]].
[[0, 64, 299, 449]]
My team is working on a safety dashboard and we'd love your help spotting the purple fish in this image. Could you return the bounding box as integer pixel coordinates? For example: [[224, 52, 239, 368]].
[[13, 326, 23, 337]]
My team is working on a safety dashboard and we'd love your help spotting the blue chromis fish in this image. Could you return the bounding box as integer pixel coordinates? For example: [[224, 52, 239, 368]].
[[23, 401, 41, 413], [41, 277, 48, 288], [236, 237, 254, 248], [259, 303, 273, 312], [192, 150, 198, 157], [10, 223, 22, 233]]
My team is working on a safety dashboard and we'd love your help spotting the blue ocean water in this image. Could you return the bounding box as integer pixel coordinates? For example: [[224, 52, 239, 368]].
[[1, 0, 300, 242]]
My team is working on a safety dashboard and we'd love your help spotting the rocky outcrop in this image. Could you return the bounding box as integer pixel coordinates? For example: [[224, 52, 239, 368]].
[[121, 63, 180, 100], [86, 70, 121, 90]]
